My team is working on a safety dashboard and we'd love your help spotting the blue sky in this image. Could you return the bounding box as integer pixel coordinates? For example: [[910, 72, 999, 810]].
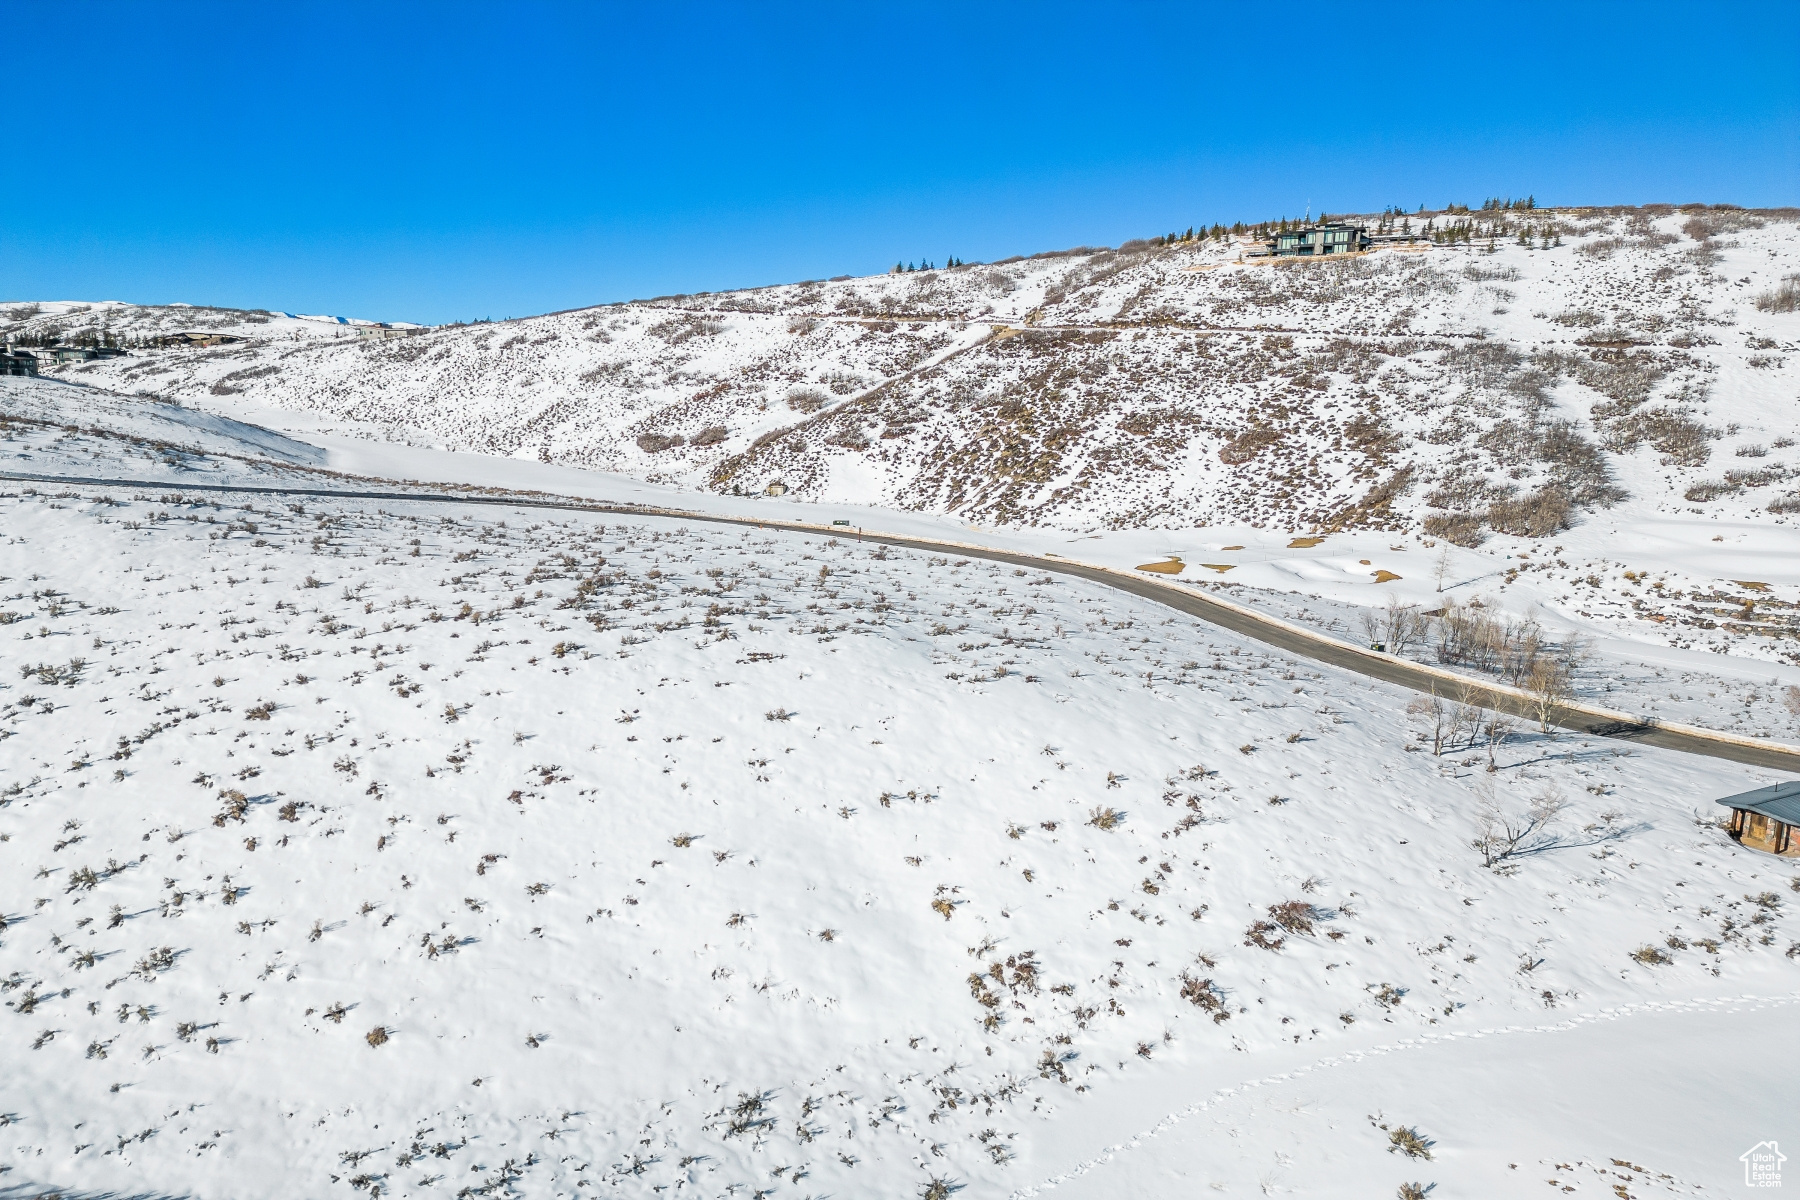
[[1, 1, 1793, 325]]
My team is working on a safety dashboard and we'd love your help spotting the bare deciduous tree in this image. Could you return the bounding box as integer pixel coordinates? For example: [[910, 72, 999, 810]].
[[1525, 657, 1573, 733], [1482, 711, 1515, 770], [1364, 594, 1432, 655], [1473, 784, 1568, 868]]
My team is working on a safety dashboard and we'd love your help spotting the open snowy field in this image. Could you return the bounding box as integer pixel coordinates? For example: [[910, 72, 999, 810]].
[[4, 413, 1800, 1198]]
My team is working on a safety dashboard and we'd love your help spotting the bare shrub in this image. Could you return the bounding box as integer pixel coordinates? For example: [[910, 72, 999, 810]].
[[1487, 486, 1569, 538], [1536, 348, 1668, 416], [1087, 806, 1122, 831], [1218, 426, 1283, 464], [1178, 973, 1228, 1020], [1388, 1126, 1434, 1159], [636, 433, 683, 454], [1463, 264, 1520, 283], [981, 269, 1017, 295], [1551, 309, 1604, 328], [785, 387, 829, 413], [1605, 408, 1714, 466], [1686, 466, 1792, 502], [1422, 512, 1484, 546], [1692, 478, 1735, 503], [1755, 277, 1800, 314], [1441, 341, 1522, 393], [690, 425, 728, 447], [1266, 900, 1325, 935], [647, 313, 723, 344], [1534, 420, 1624, 506], [1682, 215, 1719, 242]]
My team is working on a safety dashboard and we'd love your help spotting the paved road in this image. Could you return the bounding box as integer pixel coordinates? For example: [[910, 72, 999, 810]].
[[8, 468, 1798, 774]]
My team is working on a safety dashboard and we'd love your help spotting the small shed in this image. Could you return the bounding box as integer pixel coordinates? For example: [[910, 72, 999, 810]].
[[1716, 780, 1800, 856]]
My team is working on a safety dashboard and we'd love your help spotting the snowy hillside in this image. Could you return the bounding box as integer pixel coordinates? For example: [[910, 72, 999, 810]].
[[15, 204, 1800, 541], [12, 202, 1800, 716], [0, 300, 419, 348], [3, 417, 1800, 1199]]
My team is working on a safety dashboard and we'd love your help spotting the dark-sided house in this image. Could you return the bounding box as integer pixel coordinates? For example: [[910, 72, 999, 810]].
[[1717, 780, 1800, 856], [1264, 222, 1371, 257], [154, 331, 246, 348], [33, 345, 129, 365], [1, 349, 37, 376]]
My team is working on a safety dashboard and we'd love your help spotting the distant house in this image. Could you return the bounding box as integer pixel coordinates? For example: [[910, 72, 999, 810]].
[[354, 324, 424, 340], [32, 345, 129, 365], [1717, 780, 1800, 855], [0, 349, 37, 376], [1260, 222, 1371, 257], [764, 481, 789, 497], [154, 331, 246, 348]]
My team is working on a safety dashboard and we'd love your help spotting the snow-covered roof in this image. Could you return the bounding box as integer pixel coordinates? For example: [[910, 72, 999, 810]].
[[1715, 779, 1800, 823]]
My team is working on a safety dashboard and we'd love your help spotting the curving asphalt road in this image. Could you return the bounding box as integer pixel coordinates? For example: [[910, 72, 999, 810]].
[[6, 467, 1798, 774]]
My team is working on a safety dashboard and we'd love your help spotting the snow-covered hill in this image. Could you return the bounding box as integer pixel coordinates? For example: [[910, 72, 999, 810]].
[[14, 204, 1799, 540], [0, 300, 420, 347], [10, 203, 1800, 695], [2, 414, 1799, 1199]]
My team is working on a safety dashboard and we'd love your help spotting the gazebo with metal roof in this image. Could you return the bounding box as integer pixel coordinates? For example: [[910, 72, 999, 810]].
[[1716, 780, 1800, 856]]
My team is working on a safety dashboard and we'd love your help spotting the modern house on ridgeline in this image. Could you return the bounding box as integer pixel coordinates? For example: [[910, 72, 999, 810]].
[[1717, 780, 1800, 856], [1263, 222, 1372, 257]]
